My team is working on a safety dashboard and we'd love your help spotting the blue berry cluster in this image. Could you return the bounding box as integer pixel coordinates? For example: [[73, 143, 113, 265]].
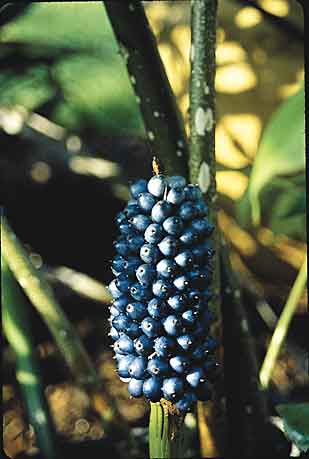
[[109, 173, 218, 413]]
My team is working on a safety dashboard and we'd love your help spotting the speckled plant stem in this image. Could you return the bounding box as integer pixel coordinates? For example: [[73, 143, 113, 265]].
[[103, 1, 189, 178], [189, 1, 223, 457]]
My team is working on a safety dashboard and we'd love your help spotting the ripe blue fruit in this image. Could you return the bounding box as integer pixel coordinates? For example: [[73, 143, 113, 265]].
[[130, 283, 152, 301], [176, 392, 197, 413], [147, 357, 170, 376], [186, 367, 205, 387], [114, 335, 134, 354], [184, 184, 203, 201], [128, 356, 148, 379], [126, 302, 147, 321], [181, 309, 198, 327], [156, 259, 177, 279], [173, 275, 190, 291], [143, 377, 162, 402], [115, 273, 131, 293], [168, 175, 186, 189], [136, 264, 156, 285], [114, 239, 130, 257], [113, 295, 129, 312], [124, 203, 140, 218], [179, 228, 199, 245], [152, 279, 172, 299], [162, 377, 184, 401], [144, 223, 164, 244], [191, 218, 212, 235], [167, 187, 185, 205], [109, 327, 120, 341], [141, 317, 162, 338], [117, 355, 135, 378], [130, 214, 152, 232], [153, 336, 175, 358], [127, 234, 145, 253], [151, 201, 173, 223], [169, 355, 190, 374], [116, 212, 127, 226], [162, 216, 184, 236], [112, 314, 132, 332], [158, 236, 178, 257], [119, 222, 134, 236], [140, 243, 161, 264], [163, 315, 183, 336], [148, 174, 167, 197], [137, 192, 157, 212], [128, 378, 144, 397], [109, 305, 120, 317], [134, 335, 153, 356], [127, 322, 142, 338], [175, 250, 194, 268], [130, 179, 148, 198], [167, 294, 187, 312], [195, 200, 208, 217], [124, 256, 140, 275], [112, 255, 126, 274], [177, 334, 195, 351], [179, 201, 196, 220], [147, 298, 167, 320], [109, 279, 124, 299]]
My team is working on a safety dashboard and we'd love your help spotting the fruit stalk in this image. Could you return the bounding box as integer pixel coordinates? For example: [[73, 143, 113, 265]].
[[2, 257, 58, 459], [189, 1, 223, 457], [103, 1, 189, 177]]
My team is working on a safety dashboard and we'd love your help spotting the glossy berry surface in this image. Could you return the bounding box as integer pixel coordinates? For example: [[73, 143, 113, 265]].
[[109, 173, 218, 412]]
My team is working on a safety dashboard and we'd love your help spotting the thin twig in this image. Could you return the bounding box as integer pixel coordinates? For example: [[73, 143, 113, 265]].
[[259, 255, 307, 389], [103, 1, 189, 177]]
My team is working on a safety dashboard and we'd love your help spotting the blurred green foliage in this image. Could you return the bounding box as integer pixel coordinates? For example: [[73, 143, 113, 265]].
[[0, 2, 144, 135]]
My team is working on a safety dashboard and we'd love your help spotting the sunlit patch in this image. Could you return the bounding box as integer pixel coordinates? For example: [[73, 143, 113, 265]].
[[171, 25, 191, 61], [158, 43, 188, 95], [277, 82, 303, 99], [216, 63, 257, 93], [216, 171, 248, 200], [260, 0, 289, 17], [30, 161, 52, 183], [235, 7, 262, 29], [216, 41, 247, 65], [145, 2, 169, 35], [69, 156, 120, 179], [0, 107, 25, 134], [217, 27, 225, 44], [66, 135, 82, 153], [221, 114, 262, 158], [218, 210, 257, 256], [27, 113, 65, 140], [215, 123, 251, 168]]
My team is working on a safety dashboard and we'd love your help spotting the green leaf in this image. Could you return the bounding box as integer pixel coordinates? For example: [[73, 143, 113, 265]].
[[248, 85, 305, 225], [276, 403, 309, 452]]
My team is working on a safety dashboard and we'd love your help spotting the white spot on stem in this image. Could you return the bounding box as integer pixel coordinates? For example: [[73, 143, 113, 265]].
[[177, 140, 184, 148], [130, 75, 136, 85], [195, 107, 214, 136], [176, 150, 183, 157], [204, 83, 210, 95], [153, 111, 160, 118], [148, 131, 155, 141], [198, 161, 211, 193], [191, 44, 195, 61]]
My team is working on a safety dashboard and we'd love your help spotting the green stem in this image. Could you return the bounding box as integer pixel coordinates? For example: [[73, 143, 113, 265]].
[[149, 402, 185, 459], [2, 257, 58, 459], [103, 1, 189, 177], [259, 255, 307, 389], [189, 2, 222, 457]]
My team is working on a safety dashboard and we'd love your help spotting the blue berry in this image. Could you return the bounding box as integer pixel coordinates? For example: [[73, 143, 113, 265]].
[[176, 393, 197, 413], [152, 279, 172, 299], [114, 239, 130, 257], [116, 212, 127, 226], [156, 259, 177, 279], [181, 309, 198, 327], [140, 243, 161, 264], [184, 184, 203, 201], [158, 236, 178, 257], [141, 317, 162, 338], [173, 275, 190, 291], [128, 356, 148, 379], [130, 283, 152, 301], [143, 377, 162, 402], [109, 305, 120, 317], [109, 327, 120, 341], [162, 216, 184, 236], [130, 214, 152, 232], [124, 256, 140, 275], [179, 228, 199, 245], [186, 367, 205, 388], [117, 355, 135, 378], [128, 378, 144, 397], [136, 264, 156, 285], [191, 218, 212, 235], [147, 357, 169, 376], [138, 192, 157, 212], [175, 250, 194, 268], [130, 179, 148, 198], [162, 377, 184, 401], [169, 355, 190, 374], [168, 176, 186, 189], [112, 255, 126, 274], [114, 335, 134, 354], [148, 175, 167, 197], [151, 201, 173, 223], [154, 336, 175, 358], [115, 274, 131, 293], [177, 334, 195, 351], [147, 298, 167, 320], [127, 321, 142, 338], [113, 296, 129, 312], [195, 200, 208, 217], [126, 302, 147, 321], [119, 222, 134, 236], [179, 201, 196, 220], [167, 294, 187, 312], [144, 223, 164, 244], [163, 315, 183, 336], [134, 335, 153, 356], [167, 187, 185, 205], [112, 313, 132, 332], [127, 234, 145, 253]]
